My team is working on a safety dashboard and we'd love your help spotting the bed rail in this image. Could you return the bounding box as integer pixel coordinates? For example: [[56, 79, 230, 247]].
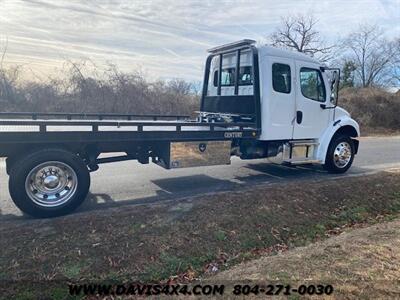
[[0, 112, 190, 121]]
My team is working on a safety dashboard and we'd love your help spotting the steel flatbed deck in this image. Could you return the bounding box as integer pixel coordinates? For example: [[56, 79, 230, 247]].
[[0, 112, 259, 157]]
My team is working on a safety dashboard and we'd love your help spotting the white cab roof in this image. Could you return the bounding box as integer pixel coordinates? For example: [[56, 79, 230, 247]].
[[208, 39, 322, 65], [258, 44, 321, 65]]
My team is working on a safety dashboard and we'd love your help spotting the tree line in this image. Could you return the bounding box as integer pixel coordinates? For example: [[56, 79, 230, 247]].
[[0, 61, 199, 115]]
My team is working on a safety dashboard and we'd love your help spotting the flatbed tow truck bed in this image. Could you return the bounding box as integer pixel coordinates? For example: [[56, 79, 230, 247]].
[[0, 112, 259, 171], [0, 113, 258, 145]]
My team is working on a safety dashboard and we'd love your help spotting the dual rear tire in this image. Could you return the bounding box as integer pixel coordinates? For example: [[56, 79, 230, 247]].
[[9, 149, 90, 218]]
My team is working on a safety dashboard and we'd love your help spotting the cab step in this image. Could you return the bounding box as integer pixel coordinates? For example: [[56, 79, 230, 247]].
[[287, 159, 322, 165], [283, 139, 319, 163]]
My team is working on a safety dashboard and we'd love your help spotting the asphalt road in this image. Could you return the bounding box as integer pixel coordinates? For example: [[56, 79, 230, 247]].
[[0, 136, 399, 220]]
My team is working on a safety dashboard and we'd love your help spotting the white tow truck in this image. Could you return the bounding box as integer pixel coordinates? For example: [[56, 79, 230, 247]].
[[0, 39, 359, 218]]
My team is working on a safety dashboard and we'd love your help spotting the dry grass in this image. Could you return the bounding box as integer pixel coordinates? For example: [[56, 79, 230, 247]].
[[340, 87, 400, 135]]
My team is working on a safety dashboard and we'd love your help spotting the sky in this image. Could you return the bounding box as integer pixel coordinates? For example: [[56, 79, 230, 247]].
[[0, 0, 399, 82]]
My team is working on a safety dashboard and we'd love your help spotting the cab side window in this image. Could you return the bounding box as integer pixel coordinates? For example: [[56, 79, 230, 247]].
[[272, 63, 291, 94], [213, 68, 236, 87], [214, 67, 253, 87], [300, 68, 326, 102], [221, 68, 235, 86]]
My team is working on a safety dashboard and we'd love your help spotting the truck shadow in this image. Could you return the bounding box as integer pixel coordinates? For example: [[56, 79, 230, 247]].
[[79, 174, 239, 212], [78, 165, 328, 213], [243, 162, 327, 179]]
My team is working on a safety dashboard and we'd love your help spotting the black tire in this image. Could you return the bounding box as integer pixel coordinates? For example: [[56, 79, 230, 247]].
[[324, 135, 355, 174], [9, 148, 90, 218]]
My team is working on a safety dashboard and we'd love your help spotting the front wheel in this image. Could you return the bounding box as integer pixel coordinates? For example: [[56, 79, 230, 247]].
[[324, 135, 355, 174], [9, 149, 90, 218]]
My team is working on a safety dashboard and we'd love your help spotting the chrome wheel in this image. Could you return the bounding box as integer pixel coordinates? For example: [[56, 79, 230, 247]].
[[333, 141, 352, 168], [25, 161, 78, 207]]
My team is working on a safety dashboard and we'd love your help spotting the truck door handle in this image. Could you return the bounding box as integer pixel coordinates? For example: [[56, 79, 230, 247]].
[[296, 111, 303, 124]]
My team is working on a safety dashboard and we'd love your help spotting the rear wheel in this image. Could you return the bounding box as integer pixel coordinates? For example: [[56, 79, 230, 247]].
[[324, 135, 355, 174], [9, 149, 90, 218]]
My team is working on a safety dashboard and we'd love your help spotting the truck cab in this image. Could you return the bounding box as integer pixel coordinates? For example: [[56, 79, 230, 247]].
[[200, 39, 360, 173]]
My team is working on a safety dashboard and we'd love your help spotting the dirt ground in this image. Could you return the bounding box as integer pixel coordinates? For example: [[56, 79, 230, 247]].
[[0, 171, 399, 299], [209, 218, 400, 299]]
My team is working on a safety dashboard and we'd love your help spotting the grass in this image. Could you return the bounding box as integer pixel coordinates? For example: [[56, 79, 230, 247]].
[[142, 252, 214, 282], [14, 291, 35, 300], [61, 264, 84, 279], [0, 171, 399, 299], [214, 230, 227, 241], [337, 206, 369, 223]]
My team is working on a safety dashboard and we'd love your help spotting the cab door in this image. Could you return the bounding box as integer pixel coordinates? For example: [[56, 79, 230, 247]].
[[259, 56, 295, 140], [292, 61, 332, 139]]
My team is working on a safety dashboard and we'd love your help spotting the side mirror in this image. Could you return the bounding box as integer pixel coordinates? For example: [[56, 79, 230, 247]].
[[327, 68, 340, 107]]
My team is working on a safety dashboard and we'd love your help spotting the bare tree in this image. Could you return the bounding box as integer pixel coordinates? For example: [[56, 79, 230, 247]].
[[389, 38, 400, 86], [343, 25, 398, 87], [341, 60, 357, 89], [0, 37, 23, 106], [269, 14, 335, 61], [0, 36, 8, 69]]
